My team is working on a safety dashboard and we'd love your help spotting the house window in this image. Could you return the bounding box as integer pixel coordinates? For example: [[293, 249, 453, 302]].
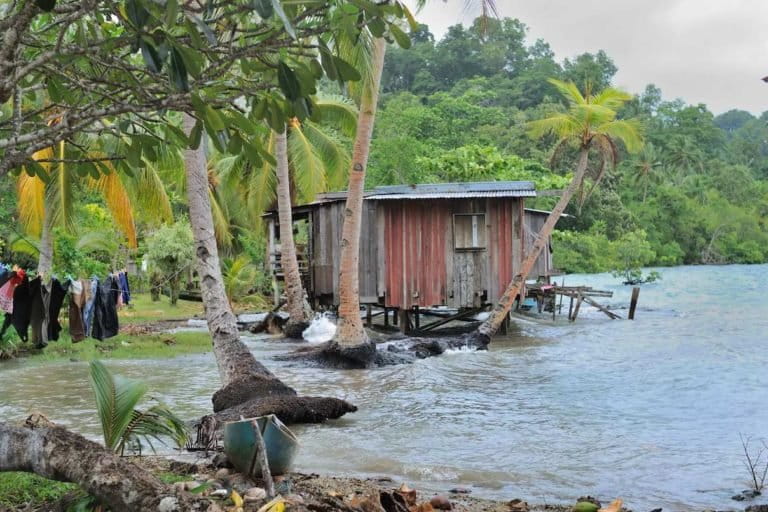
[[454, 214, 486, 250]]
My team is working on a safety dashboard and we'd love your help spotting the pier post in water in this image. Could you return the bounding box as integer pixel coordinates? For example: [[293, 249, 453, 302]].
[[629, 287, 640, 320]]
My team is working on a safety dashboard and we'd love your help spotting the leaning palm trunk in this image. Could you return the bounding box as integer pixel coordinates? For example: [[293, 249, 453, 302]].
[[329, 38, 386, 365], [275, 128, 311, 338], [37, 205, 54, 274], [181, 114, 354, 421], [471, 147, 590, 342], [0, 418, 212, 512]]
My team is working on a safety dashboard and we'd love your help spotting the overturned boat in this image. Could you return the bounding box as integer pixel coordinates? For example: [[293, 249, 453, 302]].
[[223, 414, 299, 477]]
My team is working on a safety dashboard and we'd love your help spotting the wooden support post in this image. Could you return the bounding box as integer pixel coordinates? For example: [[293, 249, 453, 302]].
[[629, 287, 640, 320], [582, 295, 622, 320], [399, 308, 409, 334], [365, 304, 373, 328], [414, 306, 420, 330], [552, 294, 556, 322], [500, 312, 509, 335], [383, 307, 389, 327], [558, 279, 565, 314], [568, 294, 574, 320], [570, 293, 583, 322], [393, 308, 398, 326]]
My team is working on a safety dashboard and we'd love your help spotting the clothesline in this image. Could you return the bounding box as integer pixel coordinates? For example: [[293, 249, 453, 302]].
[[0, 264, 132, 349]]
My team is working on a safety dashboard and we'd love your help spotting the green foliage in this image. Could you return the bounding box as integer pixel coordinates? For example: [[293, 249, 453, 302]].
[[0, 472, 81, 509], [415, 145, 570, 189], [222, 254, 259, 305], [145, 220, 194, 305], [611, 230, 658, 283], [373, 15, 768, 268], [88, 360, 188, 455]]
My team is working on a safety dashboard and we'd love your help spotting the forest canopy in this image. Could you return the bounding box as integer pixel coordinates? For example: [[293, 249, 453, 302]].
[[368, 17, 768, 271]]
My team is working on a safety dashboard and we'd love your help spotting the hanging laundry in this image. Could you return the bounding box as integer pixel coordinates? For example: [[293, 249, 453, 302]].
[[29, 276, 48, 349], [118, 271, 131, 305], [83, 277, 99, 338], [0, 268, 25, 314], [68, 279, 87, 343], [8, 275, 31, 341], [0, 267, 12, 289], [44, 277, 67, 342], [102, 275, 120, 339]]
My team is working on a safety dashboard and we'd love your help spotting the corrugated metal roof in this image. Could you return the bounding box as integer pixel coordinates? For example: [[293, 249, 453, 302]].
[[367, 181, 536, 200]]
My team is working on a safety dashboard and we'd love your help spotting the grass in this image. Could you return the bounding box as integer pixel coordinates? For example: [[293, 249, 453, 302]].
[[3, 293, 214, 362], [0, 472, 83, 508], [120, 293, 204, 325], [26, 330, 213, 362]]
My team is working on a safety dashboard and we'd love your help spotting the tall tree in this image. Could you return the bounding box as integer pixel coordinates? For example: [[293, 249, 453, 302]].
[[274, 126, 313, 337], [470, 79, 644, 342], [328, 37, 387, 365]]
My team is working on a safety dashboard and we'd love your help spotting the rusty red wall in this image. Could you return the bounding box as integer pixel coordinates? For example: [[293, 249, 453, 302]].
[[486, 199, 522, 303], [383, 200, 449, 308]]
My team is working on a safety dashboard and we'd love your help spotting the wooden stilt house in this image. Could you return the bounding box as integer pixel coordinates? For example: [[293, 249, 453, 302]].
[[265, 181, 555, 320]]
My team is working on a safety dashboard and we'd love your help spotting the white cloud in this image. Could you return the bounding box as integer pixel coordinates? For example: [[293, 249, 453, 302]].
[[405, 0, 768, 114]]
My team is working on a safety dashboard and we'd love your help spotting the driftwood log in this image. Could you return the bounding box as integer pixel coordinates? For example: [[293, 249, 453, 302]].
[[0, 417, 214, 512]]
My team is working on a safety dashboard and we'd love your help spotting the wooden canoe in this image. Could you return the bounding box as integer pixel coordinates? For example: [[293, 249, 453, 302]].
[[222, 415, 299, 477]]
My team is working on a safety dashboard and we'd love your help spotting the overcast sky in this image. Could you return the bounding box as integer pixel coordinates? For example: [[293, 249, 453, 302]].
[[406, 1, 768, 115]]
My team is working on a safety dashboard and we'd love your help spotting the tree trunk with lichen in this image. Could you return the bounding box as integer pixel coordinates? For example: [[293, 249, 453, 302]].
[[469, 147, 591, 343], [0, 419, 213, 512], [326, 38, 387, 368], [275, 128, 312, 339], [37, 205, 53, 275], [182, 113, 355, 421]]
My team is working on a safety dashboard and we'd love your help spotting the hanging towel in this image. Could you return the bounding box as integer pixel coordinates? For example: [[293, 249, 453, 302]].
[[119, 272, 131, 305], [83, 277, 99, 337], [28, 277, 47, 348], [101, 275, 119, 339], [0, 269, 24, 314], [68, 280, 86, 343], [45, 277, 67, 341]]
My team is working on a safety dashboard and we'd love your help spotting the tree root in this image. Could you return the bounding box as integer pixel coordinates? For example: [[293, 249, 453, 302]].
[[0, 418, 214, 512], [279, 333, 491, 369], [211, 395, 357, 424]]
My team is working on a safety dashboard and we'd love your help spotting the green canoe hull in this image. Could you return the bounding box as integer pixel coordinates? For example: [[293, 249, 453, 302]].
[[222, 415, 299, 477]]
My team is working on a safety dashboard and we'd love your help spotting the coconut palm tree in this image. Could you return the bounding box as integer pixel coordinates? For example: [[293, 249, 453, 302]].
[[18, 142, 172, 274], [472, 78, 644, 341], [89, 360, 187, 455], [328, 36, 386, 364], [629, 143, 663, 203]]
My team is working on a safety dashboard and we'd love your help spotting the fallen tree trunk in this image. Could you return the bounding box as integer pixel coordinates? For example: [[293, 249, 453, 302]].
[[0, 419, 213, 512]]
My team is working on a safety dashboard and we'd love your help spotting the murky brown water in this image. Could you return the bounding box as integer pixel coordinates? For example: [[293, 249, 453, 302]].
[[2, 265, 767, 510]]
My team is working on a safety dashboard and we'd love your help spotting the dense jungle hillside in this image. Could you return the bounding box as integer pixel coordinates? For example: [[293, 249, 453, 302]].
[[367, 17, 768, 272]]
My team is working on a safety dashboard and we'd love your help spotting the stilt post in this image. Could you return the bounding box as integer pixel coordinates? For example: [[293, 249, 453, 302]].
[[570, 292, 583, 322], [365, 304, 373, 328], [628, 287, 640, 320]]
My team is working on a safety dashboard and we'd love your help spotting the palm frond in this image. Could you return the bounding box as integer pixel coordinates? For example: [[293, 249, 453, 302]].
[[592, 87, 634, 111], [47, 141, 75, 232], [245, 131, 277, 223], [76, 230, 120, 254], [288, 125, 327, 202], [547, 78, 586, 105], [313, 96, 358, 137], [132, 161, 173, 224], [303, 122, 350, 191], [208, 186, 234, 250], [88, 162, 138, 248], [119, 403, 189, 454], [596, 119, 645, 153], [89, 360, 148, 452], [527, 113, 582, 140], [17, 153, 48, 237]]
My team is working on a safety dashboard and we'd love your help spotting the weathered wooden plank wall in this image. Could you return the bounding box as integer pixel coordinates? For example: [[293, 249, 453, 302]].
[[523, 211, 552, 280], [310, 201, 379, 304]]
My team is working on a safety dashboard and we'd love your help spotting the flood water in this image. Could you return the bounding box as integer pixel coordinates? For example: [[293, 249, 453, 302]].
[[1, 264, 767, 510]]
